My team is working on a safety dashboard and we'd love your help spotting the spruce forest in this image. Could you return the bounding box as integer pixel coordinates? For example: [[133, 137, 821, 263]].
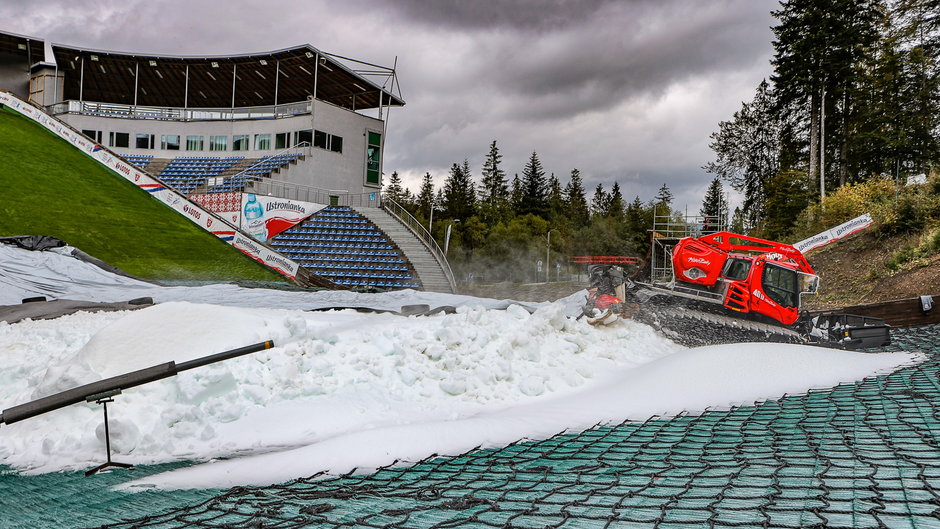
[[384, 0, 940, 284]]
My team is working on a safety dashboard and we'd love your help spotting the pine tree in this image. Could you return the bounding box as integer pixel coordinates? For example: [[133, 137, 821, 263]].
[[591, 183, 609, 218], [547, 173, 565, 222], [730, 206, 747, 234], [763, 170, 811, 239], [699, 177, 729, 232], [705, 79, 783, 226], [478, 140, 511, 224], [520, 151, 549, 218], [442, 162, 476, 220], [607, 182, 625, 219], [417, 172, 436, 220], [383, 171, 408, 206], [564, 168, 590, 228], [654, 183, 673, 216], [625, 195, 652, 254], [771, 0, 883, 187], [510, 174, 524, 216]]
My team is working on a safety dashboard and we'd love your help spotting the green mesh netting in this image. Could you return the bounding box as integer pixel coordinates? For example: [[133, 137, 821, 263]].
[[5, 326, 940, 529]]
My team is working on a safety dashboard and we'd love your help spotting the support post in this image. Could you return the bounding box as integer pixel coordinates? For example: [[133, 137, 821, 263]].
[[184, 64, 189, 115], [133, 62, 139, 109], [231, 63, 237, 119], [274, 60, 280, 109], [820, 85, 826, 202], [84, 390, 133, 476]]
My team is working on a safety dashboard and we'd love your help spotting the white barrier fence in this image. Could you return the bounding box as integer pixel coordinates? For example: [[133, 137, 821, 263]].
[[0, 92, 301, 280]]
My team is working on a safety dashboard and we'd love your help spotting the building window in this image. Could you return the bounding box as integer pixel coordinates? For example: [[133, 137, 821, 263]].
[[313, 130, 327, 149], [161, 134, 180, 150], [135, 133, 154, 149], [365, 131, 380, 185], [330, 134, 343, 153], [109, 132, 129, 148], [295, 129, 312, 146], [254, 133, 271, 150], [275, 132, 289, 149], [233, 135, 250, 151], [210, 135, 228, 151], [186, 135, 204, 151], [82, 129, 102, 143]]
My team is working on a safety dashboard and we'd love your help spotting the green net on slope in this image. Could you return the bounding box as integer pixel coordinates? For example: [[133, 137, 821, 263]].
[[91, 325, 940, 529]]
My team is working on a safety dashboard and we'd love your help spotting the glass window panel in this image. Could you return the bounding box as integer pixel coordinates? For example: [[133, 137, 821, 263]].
[[135, 133, 154, 149], [275, 132, 289, 149], [109, 132, 129, 148], [186, 135, 204, 151], [329, 134, 343, 153], [313, 130, 327, 149], [296, 129, 312, 146], [233, 135, 249, 151], [210, 135, 228, 151], [161, 134, 180, 150], [254, 133, 271, 150]]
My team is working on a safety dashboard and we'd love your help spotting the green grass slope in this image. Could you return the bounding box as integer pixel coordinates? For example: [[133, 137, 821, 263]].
[[0, 107, 285, 282]]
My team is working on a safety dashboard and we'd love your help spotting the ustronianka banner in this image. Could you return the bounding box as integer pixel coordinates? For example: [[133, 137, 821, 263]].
[[0, 92, 301, 279], [794, 213, 874, 253], [241, 194, 325, 242]]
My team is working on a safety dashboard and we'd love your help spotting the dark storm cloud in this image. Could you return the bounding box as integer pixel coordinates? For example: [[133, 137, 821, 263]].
[[385, 0, 625, 31], [0, 0, 779, 211]]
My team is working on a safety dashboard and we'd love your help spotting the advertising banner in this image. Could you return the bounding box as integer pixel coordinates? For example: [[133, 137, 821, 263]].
[[241, 193, 324, 242], [0, 92, 299, 279], [794, 213, 874, 253], [191, 192, 242, 226]]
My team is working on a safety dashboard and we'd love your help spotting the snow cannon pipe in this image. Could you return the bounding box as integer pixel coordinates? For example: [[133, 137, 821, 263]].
[[0, 340, 274, 426]]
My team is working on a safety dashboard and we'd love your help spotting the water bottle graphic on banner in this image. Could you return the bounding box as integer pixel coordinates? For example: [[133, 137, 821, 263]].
[[243, 193, 267, 241]]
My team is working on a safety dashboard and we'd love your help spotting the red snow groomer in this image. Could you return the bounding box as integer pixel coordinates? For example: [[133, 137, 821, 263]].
[[627, 229, 891, 348], [669, 231, 817, 326]]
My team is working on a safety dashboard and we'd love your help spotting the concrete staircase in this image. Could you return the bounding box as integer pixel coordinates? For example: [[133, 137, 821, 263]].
[[357, 206, 455, 293]]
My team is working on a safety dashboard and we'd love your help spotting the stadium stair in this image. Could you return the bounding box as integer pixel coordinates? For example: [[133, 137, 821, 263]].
[[356, 206, 454, 293]]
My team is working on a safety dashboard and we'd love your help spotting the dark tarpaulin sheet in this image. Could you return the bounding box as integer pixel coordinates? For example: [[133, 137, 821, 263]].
[[0, 296, 154, 323]]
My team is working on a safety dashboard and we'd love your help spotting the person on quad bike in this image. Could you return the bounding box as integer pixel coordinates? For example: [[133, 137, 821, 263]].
[[583, 264, 626, 321]]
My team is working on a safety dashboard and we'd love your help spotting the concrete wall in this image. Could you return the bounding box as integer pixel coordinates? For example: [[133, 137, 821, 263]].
[[57, 99, 385, 195]]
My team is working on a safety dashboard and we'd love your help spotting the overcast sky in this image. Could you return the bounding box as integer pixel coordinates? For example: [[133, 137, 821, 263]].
[[3, 0, 779, 213]]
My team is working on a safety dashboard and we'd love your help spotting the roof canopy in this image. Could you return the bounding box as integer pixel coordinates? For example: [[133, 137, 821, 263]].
[[50, 43, 403, 110], [0, 31, 44, 64]]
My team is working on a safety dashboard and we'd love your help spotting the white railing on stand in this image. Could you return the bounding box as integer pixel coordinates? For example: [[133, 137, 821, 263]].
[[47, 100, 314, 121], [381, 198, 456, 293], [247, 179, 381, 208]]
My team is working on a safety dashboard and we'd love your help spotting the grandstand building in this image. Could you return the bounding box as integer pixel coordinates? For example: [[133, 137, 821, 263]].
[[1, 29, 402, 196], [1, 29, 455, 293]]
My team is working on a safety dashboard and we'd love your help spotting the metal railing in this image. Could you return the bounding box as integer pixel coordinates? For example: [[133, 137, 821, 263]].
[[47, 100, 314, 121], [648, 210, 728, 284], [246, 179, 381, 208], [381, 198, 456, 293], [227, 141, 311, 185]]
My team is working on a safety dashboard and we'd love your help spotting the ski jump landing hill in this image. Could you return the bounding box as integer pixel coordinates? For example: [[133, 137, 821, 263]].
[[0, 90, 323, 286]]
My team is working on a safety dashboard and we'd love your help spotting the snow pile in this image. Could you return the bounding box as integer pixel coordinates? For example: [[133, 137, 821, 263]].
[[0, 300, 679, 478]]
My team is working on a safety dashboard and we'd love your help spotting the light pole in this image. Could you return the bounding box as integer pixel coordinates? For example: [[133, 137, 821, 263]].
[[444, 219, 459, 255], [546, 229, 559, 283]]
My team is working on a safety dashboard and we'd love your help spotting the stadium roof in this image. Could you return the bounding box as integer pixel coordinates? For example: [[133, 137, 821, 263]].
[[48, 43, 403, 111], [0, 30, 44, 65]]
